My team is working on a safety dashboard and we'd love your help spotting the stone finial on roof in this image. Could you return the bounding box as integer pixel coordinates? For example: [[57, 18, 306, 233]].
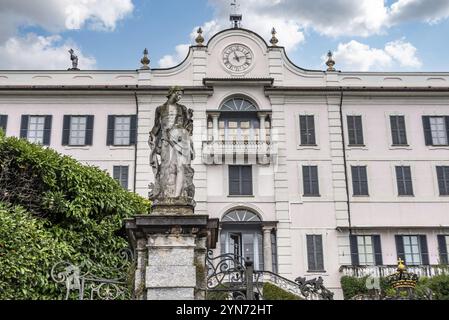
[[326, 50, 336, 72], [270, 28, 279, 46], [140, 48, 150, 70], [195, 27, 205, 46]]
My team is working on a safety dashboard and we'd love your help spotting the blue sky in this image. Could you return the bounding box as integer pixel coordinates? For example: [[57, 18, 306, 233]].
[[1, 0, 449, 72]]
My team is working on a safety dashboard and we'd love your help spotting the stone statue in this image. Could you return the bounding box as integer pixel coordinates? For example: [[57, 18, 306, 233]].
[[68, 49, 79, 70], [149, 87, 196, 214]]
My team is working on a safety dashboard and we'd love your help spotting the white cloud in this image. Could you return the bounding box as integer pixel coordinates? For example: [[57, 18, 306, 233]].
[[389, 0, 449, 24], [158, 44, 190, 68], [0, 0, 133, 69], [0, 34, 96, 70], [331, 39, 422, 71]]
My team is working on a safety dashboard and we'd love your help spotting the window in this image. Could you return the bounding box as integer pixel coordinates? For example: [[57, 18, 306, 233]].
[[423, 116, 449, 146], [437, 166, 449, 196], [107, 115, 137, 146], [302, 166, 320, 196], [63, 115, 94, 146], [395, 235, 429, 266], [300, 115, 316, 145], [350, 235, 383, 266], [20, 115, 52, 146], [390, 116, 408, 146], [351, 166, 369, 196], [229, 166, 253, 196], [306, 235, 324, 272], [396, 166, 414, 196], [347, 116, 364, 146], [113, 166, 129, 189], [438, 235, 449, 265], [0, 115, 7, 133]]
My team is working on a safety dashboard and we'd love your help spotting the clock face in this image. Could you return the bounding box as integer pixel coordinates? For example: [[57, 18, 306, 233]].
[[222, 44, 253, 73]]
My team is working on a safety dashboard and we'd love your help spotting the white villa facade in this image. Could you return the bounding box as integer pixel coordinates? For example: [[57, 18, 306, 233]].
[[1, 25, 449, 299]]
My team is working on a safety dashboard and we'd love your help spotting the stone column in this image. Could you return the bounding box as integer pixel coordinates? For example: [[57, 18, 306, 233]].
[[258, 112, 268, 142], [210, 112, 220, 142], [125, 215, 218, 300], [263, 226, 273, 272]]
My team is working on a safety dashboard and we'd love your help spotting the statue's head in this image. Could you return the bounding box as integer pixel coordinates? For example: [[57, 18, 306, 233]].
[[167, 86, 184, 102], [68, 49, 74, 55]]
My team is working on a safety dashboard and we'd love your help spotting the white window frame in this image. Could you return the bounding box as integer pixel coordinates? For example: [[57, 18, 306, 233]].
[[114, 116, 131, 146], [27, 116, 46, 145]]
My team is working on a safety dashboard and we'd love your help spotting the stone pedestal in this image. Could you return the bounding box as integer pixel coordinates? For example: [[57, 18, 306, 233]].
[[125, 215, 218, 300]]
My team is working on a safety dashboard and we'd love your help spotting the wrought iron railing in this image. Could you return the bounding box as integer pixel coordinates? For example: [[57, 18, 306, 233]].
[[202, 140, 277, 164]]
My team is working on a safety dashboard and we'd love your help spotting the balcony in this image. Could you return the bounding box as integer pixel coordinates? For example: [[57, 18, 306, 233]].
[[202, 140, 278, 165], [339, 265, 449, 278]]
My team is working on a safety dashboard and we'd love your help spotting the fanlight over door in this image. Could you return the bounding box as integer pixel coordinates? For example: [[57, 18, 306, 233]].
[[220, 98, 258, 112]]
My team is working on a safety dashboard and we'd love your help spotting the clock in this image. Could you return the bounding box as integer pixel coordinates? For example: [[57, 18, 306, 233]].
[[222, 44, 253, 73]]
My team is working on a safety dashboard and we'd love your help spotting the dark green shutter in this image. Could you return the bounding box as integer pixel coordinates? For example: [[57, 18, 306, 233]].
[[438, 235, 448, 265], [43, 115, 52, 146], [373, 235, 383, 266], [395, 235, 405, 262], [445, 117, 449, 145], [241, 166, 253, 195], [0, 115, 7, 132], [85, 115, 94, 146], [62, 115, 71, 146], [300, 116, 307, 145], [20, 115, 29, 139], [308, 116, 316, 145], [129, 115, 137, 145], [361, 167, 369, 196], [306, 235, 315, 271], [311, 166, 319, 196], [390, 116, 399, 145], [315, 235, 324, 271], [422, 116, 432, 146], [355, 116, 364, 145], [398, 116, 408, 145], [420, 235, 429, 265], [349, 235, 359, 266], [347, 116, 356, 145], [107, 116, 115, 146], [229, 166, 240, 195]]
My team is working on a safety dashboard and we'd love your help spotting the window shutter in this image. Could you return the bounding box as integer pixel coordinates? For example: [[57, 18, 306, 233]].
[[122, 166, 129, 189], [20, 115, 29, 139], [398, 116, 408, 145], [355, 117, 364, 145], [303, 166, 311, 195], [43, 115, 52, 146], [85, 115, 94, 146], [422, 116, 432, 146], [360, 167, 369, 196], [0, 115, 7, 132], [420, 235, 429, 265], [62, 115, 71, 146], [300, 116, 307, 145], [396, 167, 405, 195], [107, 115, 115, 146], [373, 235, 383, 266], [446, 117, 449, 145], [129, 115, 137, 145], [315, 235, 324, 271], [306, 235, 316, 271], [405, 167, 413, 196], [395, 235, 405, 262], [241, 166, 253, 195], [390, 116, 399, 145], [438, 235, 448, 265], [311, 166, 319, 196], [229, 166, 240, 195], [349, 235, 359, 266], [347, 116, 356, 145]]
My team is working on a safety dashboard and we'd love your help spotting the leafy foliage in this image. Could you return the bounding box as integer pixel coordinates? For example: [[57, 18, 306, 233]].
[[262, 282, 302, 300], [341, 274, 449, 300], [0, 133, 150, 299]]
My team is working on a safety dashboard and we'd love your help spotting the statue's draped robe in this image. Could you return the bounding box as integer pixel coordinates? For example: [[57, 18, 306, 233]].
[[150, 102, 195, 202]]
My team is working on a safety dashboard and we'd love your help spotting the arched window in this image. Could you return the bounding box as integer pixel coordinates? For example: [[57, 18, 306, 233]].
[[215, 97, 261, 142], [220, 98, 258, 112], [222, 209, 261, 222]]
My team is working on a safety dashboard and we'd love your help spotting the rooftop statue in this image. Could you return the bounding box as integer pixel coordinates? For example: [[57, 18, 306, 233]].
[[68, 49, 79, 71], [148, 87, 196, 214]]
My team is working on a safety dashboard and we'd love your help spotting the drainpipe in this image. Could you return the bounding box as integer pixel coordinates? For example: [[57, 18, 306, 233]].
[[339, 90, 352, 234], [133, 91, 139, 193]]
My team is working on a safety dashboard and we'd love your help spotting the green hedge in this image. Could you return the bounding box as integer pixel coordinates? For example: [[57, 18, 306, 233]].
[[0, 132, 150, 299], [341, 274, 449, 300], [262, 282, 302, 300]]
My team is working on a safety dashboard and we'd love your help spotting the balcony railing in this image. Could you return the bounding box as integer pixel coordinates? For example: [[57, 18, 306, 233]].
[[202, 140, 278, 165], [339, 265, 449, 278]]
